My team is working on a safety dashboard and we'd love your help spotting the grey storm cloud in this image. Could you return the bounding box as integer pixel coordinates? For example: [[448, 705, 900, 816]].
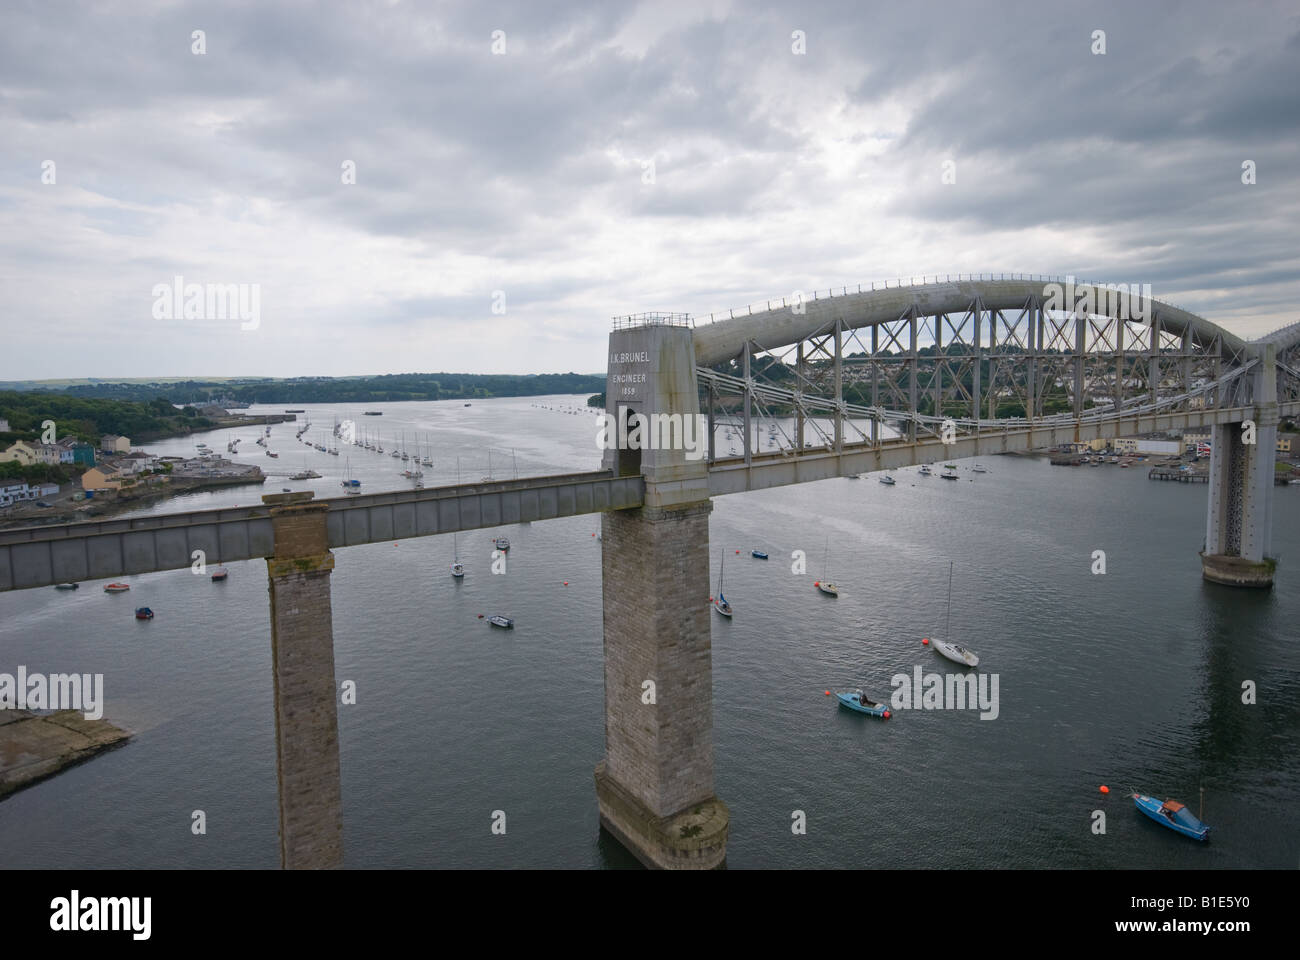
[[0, 0, 1296, 379]]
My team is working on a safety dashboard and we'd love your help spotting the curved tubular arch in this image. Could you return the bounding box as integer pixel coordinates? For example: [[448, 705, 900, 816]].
[[693, 277, 1248, 366]]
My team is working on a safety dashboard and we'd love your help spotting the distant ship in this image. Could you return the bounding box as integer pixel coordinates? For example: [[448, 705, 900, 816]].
[[285, 408, 305, 413], [364, 411, 383, 416]]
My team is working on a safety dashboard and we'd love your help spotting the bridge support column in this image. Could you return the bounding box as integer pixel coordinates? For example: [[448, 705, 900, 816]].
[[1201, 346, 1278, 588], [600, 319, 728, 868], [596, 501, 728, 868], [264, 492, 345, 868]]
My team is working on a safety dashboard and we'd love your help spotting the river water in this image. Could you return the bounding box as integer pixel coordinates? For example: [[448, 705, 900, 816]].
[[2, 396, 1297, 868]]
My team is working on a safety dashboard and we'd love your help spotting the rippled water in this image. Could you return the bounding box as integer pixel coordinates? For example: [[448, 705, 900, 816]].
[[2, 396, 1297, 868]]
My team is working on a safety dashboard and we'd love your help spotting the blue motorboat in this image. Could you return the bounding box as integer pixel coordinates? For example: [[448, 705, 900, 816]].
[[835, 691, 890, 718], [751, 550, 769, 559], [1132, 793, 1210, 841]]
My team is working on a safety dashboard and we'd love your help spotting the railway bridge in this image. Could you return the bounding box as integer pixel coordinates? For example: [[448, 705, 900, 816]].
[[3, 275, 1297, 870]]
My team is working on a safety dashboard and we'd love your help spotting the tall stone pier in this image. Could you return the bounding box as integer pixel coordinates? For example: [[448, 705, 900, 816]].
[[1201, 343, 1278, 588], [595, 318, 729, 868], [263, 491, 345, 868]]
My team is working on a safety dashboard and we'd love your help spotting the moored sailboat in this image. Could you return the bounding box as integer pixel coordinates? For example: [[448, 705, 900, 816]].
[[712, 551, 733, 617], [815, 539, 838, 596], [451, 531, 465, 578], [341, 459, 362, 495], [929, 560, 979, 666]]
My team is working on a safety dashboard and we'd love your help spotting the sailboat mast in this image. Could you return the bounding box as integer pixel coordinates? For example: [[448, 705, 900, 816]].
[[945, 560, 953, 640]]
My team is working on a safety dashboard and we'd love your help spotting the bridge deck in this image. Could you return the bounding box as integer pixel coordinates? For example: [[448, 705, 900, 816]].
[[0, 470, 644, 591]]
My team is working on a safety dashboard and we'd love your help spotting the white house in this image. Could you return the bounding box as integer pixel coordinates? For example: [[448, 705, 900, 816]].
[[0, 481, 58, 507], [118, 453, 159, 475]]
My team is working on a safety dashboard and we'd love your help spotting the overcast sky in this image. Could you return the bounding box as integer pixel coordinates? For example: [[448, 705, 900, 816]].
[[2, 0, 1297, 380]]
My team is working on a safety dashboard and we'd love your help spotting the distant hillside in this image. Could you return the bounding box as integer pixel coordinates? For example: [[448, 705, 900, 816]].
[[1, 372, 604, 405], [0, 391, 215, 445]]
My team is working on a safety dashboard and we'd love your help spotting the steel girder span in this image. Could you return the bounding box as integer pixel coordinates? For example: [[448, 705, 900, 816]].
[[691, 275, 1300, 481]]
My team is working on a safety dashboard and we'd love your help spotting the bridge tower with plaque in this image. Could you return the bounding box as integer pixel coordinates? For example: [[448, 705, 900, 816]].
[[594, 314, 729, 868]]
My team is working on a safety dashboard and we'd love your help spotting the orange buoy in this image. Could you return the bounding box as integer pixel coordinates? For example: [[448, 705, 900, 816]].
[[1099, 785, 1110, 794], [922, 637, 930, 645], [824, 690, 830, 696]]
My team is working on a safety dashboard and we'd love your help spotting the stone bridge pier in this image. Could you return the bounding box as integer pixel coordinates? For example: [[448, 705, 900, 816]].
[[1201, 343, 1278, 588], [595, 320, 729, 868], [263, 491, 345, 868]]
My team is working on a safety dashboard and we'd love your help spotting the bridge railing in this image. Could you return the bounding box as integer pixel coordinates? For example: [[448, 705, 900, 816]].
[[695, 273, 1195, 326]]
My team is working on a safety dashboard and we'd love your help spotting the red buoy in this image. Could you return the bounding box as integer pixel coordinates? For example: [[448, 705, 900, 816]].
[[824, 690, 830, 696], [1099, 785, 1110, 794], [883, 711, 891, 719], [922, 637, 930, 645]]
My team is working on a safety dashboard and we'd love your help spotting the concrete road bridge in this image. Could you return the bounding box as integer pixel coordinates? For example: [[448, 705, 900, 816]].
[[2, 274, 1296, 869]]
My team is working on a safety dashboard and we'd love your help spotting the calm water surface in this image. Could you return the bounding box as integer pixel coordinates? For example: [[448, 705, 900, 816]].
[[2, 396, 1297, 868]]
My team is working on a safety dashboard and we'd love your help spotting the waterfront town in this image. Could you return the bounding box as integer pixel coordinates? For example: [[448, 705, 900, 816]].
[[0, 406, 273, 525]]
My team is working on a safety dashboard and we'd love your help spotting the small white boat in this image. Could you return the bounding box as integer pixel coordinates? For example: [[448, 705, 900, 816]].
[[494, 537, 510, 551], [971, 464, 987, 473], [488, 615, 513, 629], [930, 561, 978, 666], [931, 638, 979, 667], [879, 474, 896, 485], [919, 464, 932, 476]]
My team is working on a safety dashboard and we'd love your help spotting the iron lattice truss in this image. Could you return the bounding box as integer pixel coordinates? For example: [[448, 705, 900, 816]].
[[695, 295, 1278, 461], [1264, 319, 1300, 406]]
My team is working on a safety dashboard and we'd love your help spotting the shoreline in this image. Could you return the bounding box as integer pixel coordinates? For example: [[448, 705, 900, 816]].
[[0, 710, 132, 801]]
